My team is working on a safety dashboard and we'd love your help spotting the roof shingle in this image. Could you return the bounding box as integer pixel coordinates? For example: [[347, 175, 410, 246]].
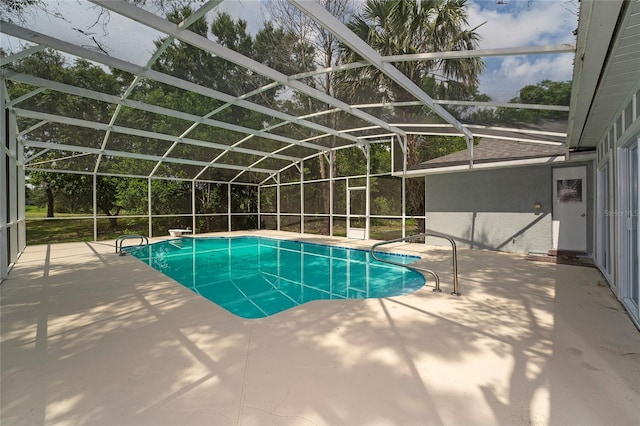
[[411, 139, 566, 170]]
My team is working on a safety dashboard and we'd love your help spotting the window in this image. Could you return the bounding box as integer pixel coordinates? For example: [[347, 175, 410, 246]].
[[557, 179, 583, 203]]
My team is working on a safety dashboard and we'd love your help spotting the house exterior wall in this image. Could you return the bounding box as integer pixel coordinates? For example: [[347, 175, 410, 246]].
[[594, 82, 640, 329], [425, 164, 594, 255]]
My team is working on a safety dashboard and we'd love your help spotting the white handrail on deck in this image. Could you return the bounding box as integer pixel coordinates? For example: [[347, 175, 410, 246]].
[[371, 232, 460, 295]]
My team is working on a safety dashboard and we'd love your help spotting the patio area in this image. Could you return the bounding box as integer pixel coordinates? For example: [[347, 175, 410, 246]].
[[1, 231, 639, 425]]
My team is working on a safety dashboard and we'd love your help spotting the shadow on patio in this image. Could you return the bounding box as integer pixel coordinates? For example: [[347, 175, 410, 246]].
[[1, 234, 638, 425]]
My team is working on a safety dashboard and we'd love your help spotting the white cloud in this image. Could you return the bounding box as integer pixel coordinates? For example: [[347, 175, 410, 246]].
[[215, 0, 267, 35], [480, 54, 574, 101], [8, 0, 577, 102], [467, 0, 579, 49], [465, 1, 578, 101]]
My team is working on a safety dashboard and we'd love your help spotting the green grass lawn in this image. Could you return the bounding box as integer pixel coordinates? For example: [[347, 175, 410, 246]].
[[25, 205, 83, 218], [26, 207, 149, 245], [25, 206, 420, 245]]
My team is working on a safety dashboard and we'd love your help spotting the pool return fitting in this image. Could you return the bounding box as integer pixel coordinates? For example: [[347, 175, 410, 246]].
[[370, 232, 460, 296]]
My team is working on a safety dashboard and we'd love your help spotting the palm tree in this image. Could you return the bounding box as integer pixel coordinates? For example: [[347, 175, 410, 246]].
[[340, 0, 484, 232]]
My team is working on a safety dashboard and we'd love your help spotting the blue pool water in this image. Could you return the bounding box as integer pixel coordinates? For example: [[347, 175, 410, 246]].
[[128, 236, 425, 319]]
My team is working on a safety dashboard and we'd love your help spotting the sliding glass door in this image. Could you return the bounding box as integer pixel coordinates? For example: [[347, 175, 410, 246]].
[[628, 143, 638, 308], [597, 163, 612, 279], [621, 140, 639, 321]]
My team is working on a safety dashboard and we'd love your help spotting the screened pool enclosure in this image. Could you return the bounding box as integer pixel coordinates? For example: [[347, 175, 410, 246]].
[[1, 0, 582, 279]]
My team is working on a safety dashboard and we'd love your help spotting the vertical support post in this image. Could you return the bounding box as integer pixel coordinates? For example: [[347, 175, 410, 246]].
[[424, 175, 427, 243], [300, 159, 304, 234], [227, 182, 232, 232], [1, 80, 9, 281], [93, 174, 97, 241], [8, 107, 18, 264], [257, 185, 261, 230], [147, 178, 152, 237], [365, 145, 371, 240], [346, 177, 350, 234], [276, 173, 281, 231], [401, 135, 407, 238], [191, 180, 196, 233], [329, 152, 334, 237], [16, 117, 25, 253]]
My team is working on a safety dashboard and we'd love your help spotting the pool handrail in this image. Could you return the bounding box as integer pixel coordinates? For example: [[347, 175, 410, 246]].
[[370, 232, 460, 296], [115, 234, 149, 254]]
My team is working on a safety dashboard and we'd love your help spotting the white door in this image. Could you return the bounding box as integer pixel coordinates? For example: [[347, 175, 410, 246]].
[[553, 166, 587, 252], [347, 187, 366, 239]]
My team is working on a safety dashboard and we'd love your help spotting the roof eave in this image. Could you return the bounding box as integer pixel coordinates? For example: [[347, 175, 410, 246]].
[[396, 155, 572, 177], [567, 0, 625, 148]]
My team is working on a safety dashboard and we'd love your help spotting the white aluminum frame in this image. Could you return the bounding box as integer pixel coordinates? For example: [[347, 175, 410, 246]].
[[0, 0, 583, 282]]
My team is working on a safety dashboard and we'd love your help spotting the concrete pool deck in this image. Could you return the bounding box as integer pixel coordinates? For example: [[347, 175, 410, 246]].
[[1, 230, 639, 425]]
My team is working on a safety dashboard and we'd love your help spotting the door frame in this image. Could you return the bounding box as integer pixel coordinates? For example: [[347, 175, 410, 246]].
[[346, 186, 367, 239], [618, 137, 639, 320], [596, 161, 614, 281], [552, 165, 588, 252]]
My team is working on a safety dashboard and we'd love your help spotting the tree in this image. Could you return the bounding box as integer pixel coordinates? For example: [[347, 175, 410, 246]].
[[340, 0, 484, 232], [517, 80, 571, 106], [268, 0, 356, 234], [463, 79, 572, 127], [6, 49, 113, 217], [194, 182, 224, 232], [28, 171, 60, 217], [1, 0, 46, 23], [500, 79, 571, 123]]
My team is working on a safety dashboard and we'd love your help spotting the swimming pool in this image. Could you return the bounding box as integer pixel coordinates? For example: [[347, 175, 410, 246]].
[[128, 236, 425, 319]]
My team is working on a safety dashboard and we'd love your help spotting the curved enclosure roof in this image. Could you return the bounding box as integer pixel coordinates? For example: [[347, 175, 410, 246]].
[[1, 0, 578, 184]]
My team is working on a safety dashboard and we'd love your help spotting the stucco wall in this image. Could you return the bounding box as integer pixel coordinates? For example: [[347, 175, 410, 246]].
[[426, 162, 594, 253], [425, 164, 593, 254]]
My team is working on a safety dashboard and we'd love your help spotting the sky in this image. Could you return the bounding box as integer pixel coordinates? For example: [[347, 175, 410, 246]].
[[1, 0, 579, 102], [466, 0, 578, 101]]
